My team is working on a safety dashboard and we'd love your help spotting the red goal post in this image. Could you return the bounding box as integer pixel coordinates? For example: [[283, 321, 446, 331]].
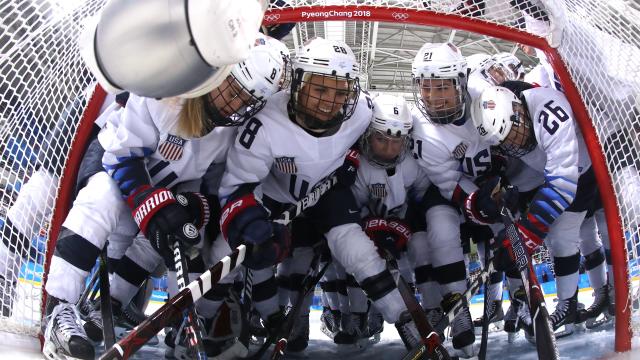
[[262, 2, 637, 352]]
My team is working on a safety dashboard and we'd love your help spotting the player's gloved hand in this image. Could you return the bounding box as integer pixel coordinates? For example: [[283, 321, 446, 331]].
[[335, 149, 360, 188], [492, 219, 545, 272], [464, 177, 519, 224], [363, 217, 412, 259], [176, 192, 213, 230], [220, 192, 273, 247], [128, 186, 200, 265], [244, 223, 291, 270]]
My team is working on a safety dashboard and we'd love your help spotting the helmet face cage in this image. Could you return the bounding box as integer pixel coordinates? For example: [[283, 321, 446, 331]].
[[279, 58, 293, 91], [359, 127, 410, 169], [203, 73, 267, 127], [413, 76, 466, 125], [290, 69, 361, 131], [496, 101, 537, 157], [481, 61, 513, 85]]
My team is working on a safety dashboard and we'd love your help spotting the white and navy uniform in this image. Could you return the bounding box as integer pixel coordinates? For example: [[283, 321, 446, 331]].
[[219, 91, 409, 323], [324, 156, 430, 315], [45, 94, 235, 304], [508, 86, 599, 301], [467, 70, 494, 101], [410, 105, 493, 298]]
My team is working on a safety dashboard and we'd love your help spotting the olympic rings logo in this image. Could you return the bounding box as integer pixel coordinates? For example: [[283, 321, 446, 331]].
[[392, 12, 409, 21], [264, 14, 281, 22]]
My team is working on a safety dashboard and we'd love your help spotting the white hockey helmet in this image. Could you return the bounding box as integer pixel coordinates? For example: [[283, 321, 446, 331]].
[[476, 57, 513, 86], [466, 53, 491, 73], [80, 0, 267, 99], [289, 38, 361, 131], [411, 42, 469, 124], [360, 94, 413, 168], [203, 37, 284, 126], [264, 35, 292, 90], [471, 86, 536, 157], [492, 52, 524, 80]]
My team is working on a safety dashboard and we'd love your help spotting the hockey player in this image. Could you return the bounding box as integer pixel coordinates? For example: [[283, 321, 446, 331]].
[[409, 42, 502, 357], [339, 94, 430, 347], [80, 0, 268, 99], [467, 56, 514, 99], [218, 37, 423, 354], [492, 52, 525, 81], [471, 84, 599, 337], [42, 41, 284, 360]]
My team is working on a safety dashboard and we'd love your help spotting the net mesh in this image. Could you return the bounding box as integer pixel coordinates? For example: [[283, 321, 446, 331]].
[[0, 0, 637, 344]]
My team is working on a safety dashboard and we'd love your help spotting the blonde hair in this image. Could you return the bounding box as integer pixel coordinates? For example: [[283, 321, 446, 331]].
[[176, 97, 209, 138]]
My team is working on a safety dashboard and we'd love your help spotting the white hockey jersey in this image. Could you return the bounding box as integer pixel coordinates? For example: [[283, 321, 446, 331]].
[[219, 91, 373, 204], [517, 87, 591, 203], [411, 108, 493, 202], [99, 94, 236, 190], [352, 156, 431, 219], [467, 70, 494, 101]]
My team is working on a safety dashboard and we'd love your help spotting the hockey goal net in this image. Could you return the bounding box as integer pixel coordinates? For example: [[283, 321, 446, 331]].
[[0, 0, 638, 352]]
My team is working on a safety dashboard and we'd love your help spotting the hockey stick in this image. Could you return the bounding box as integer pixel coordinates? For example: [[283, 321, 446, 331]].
[[100, 175, 338, 360], [478, 242, 491, 360], [268, 256, 331, 360], [77, 265, 100, 307], [99, 246, 116, 349], [171, 241, 207, 359], [381, 253, 452, 360], [434, 258, 494, 331], [499, 201, 559, 360]]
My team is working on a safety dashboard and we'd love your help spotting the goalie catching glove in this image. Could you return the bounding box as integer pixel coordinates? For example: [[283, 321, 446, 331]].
[[220, 191, 290, 270], [363, 217, 412, 259], [128, 186, 208, 266]]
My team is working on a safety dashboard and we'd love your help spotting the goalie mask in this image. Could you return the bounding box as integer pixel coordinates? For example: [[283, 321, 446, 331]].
[[360, 94, 413, 169], [203, 36, 284, 127], [471, 86, 536, 157], [289, 37, 361, 132], [412, 42, 469, 125]]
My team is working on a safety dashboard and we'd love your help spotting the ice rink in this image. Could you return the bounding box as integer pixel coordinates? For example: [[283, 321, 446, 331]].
[[2, 286, 639, 359]]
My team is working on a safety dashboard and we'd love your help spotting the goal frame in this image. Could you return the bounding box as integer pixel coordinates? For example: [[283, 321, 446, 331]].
[[258, 4, 631, 351], [34, 3, 632, 353]]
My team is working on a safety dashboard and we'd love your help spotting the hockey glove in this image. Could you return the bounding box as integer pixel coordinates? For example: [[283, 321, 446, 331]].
[[220, 192, 273, 247], [464, 178, 519, 225], [335, 149, 360, 188], [244, 223, 291, 270], [363, 217, 412, 259], [128, 186, 201, 266], [176, 192, 214, 230]]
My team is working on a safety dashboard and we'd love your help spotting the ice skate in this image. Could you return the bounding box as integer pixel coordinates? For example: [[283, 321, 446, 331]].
[[43, 299, 95, 360], [550, 290, 578, 338]]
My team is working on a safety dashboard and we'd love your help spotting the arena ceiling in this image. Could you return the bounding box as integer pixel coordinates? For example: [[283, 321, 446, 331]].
[[279, 20, 539, 101]]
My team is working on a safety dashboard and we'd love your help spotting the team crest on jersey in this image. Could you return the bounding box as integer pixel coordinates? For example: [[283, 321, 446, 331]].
[[482, 100, 496, 110], [274, 156, 297, 174], [158, 134, 185, 161], [452, 142, 468, 160], [370, 183, 387, 198]]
